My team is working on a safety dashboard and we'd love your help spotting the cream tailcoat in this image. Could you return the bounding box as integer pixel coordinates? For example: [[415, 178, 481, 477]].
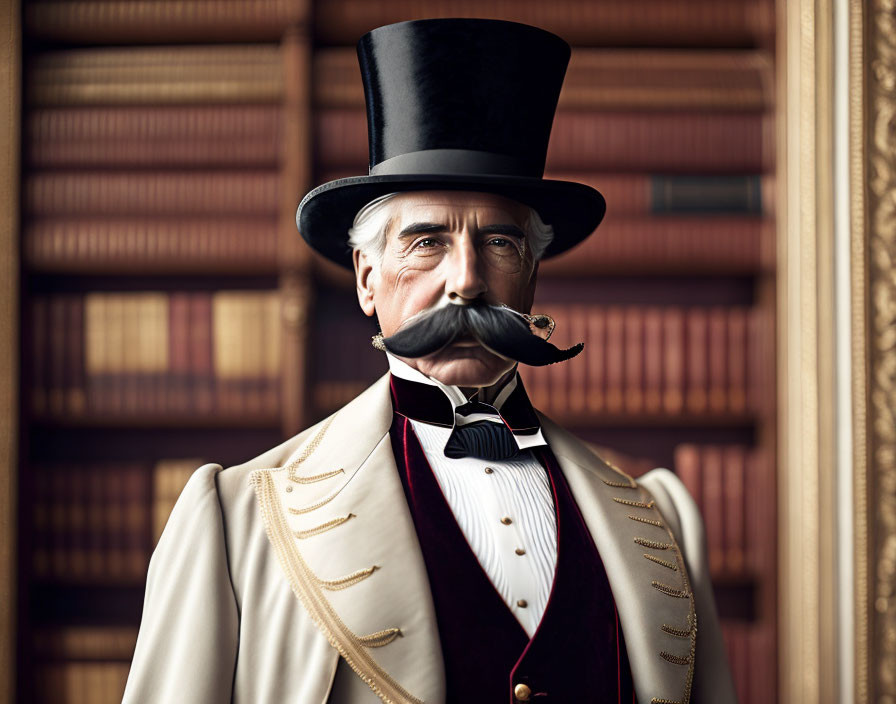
[[122, 374, 737, 704]]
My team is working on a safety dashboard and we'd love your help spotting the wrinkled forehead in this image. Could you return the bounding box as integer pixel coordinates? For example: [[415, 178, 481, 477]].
[[385, 190, 530, 232]]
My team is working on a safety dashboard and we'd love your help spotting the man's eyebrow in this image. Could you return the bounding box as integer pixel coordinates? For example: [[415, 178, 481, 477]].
[[397, 222, 448, 238], [396, 222, 526, 239], [477, 224, 525, 239]]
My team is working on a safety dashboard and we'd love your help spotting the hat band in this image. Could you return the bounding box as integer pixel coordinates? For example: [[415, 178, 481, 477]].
[[369, 149, 541, 177]]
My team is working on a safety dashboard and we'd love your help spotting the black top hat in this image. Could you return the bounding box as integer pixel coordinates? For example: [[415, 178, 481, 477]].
[[296, 18, 606, 269]]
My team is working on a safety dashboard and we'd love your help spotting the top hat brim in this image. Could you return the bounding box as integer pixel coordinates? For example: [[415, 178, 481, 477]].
[[296, 174, 606, 269]]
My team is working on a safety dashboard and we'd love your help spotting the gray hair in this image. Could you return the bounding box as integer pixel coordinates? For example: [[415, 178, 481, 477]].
[[348, 192, 554, 274]]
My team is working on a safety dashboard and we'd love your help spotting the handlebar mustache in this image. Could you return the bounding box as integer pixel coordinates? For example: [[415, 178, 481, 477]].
[[382, 301, 583, 367]]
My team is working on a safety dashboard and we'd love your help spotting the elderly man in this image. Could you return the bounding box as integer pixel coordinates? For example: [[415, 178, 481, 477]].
[[123, 18, 736, 704]]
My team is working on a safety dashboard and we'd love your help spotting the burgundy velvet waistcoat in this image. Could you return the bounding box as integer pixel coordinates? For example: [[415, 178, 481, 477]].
[[388, 378, 635, 704]]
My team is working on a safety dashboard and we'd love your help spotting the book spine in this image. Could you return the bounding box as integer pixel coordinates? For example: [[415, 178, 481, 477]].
[[701, 446, 725, 573], [315, 109, 771, 174], [26, 171, 280, 216], [26, 218, 279, 272], [313, 0, 773, 47], [26, 0, 308, 43], [540, 217, 773, 275]]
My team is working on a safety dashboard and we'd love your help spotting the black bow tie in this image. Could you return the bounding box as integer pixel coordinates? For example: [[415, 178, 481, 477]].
[[389, 374, 542, 461]]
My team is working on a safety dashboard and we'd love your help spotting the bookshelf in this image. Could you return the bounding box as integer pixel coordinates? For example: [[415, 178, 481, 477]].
[[17, 1, 779, 702]]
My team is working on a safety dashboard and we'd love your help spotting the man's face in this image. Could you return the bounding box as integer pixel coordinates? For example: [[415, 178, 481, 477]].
[[353, 190, 539, 388]]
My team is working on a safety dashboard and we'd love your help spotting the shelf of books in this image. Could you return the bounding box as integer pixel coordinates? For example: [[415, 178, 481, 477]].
[[18, 1, 778, 702]]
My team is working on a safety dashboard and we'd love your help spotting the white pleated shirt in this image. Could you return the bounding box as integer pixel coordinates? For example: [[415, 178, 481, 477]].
[[387, 354, 558, 637]]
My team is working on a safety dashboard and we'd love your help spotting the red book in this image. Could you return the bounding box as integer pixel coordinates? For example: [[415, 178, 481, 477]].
[[314, 0, 774, 48], [189, 294, 214, 415], [623, 307, 644, 414], [586, 307, 606, 414], [673, 444, 703, 512], [701, 446, 725, 573], [542, 217, 773, 275], [662, 308, 685, 414], [25, 171, 280, 217], [643, 307, 663, 414], [685, 308, 709, 414], [547, 112, 770, 173], [723, 446, 746, 573], [567, 305, 588, 414], [604, 307, 625, 414], [548, 305, 570, 415], [27, 106, 282, 168], [316, 109, 771, 174], [707, 307, 728, 413], [727, 308, 748, 413]]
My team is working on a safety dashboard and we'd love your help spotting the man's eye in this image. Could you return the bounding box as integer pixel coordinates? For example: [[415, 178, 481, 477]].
[[415, 238, 440, 248], [487, 238, 510, 247]]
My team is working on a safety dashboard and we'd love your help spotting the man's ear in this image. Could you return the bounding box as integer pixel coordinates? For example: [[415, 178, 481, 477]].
[[353, 248, 376, 317]]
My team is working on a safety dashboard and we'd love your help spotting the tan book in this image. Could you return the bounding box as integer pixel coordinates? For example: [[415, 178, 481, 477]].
[[120, 295, 140, 415], [29, 45, 283, 106], [105, 294, 126, 415], [262, 292, 282, 412]]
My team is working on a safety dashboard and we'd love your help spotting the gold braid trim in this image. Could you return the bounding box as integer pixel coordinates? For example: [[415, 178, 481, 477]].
[[285, 415, 336, 481], [639, 482, 698, 704], [600, 477, 637, 489], [613, 497, 655, 508], [288, 491, 339, 515], [660, 651, 692, 666], [644, 553, 678, 571], [251, 470, 423, 704], [662, 623, 693, 638], [634, 537, 672, 550], [651, 699, 682, 704], [316, 565, 378, 591], [358, 629, 403, 648], [294, 513, 355, 539], [289, 467, 345, 484], [652, 581, 691, 599], [629, 514, 664, 527]]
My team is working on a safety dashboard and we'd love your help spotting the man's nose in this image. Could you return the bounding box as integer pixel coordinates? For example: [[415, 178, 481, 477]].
[[445, 239, 488, 302]]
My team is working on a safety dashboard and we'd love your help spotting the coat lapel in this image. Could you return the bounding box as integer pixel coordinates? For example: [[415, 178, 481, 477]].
[[252, 374, 446, 704], [539, 413, 696, 704], [252, 372, 696, 704]]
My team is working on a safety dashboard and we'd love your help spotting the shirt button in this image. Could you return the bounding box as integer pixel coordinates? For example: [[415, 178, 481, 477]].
[[516, 599, 528, 608], [501, 516, 513, 525], [514, 683, 532, 701], [484, 467, 494, 474], [515, 548, 526, 556]]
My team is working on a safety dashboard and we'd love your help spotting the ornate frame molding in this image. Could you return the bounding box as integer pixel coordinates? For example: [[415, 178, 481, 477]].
[[864, 0, 896, 700]]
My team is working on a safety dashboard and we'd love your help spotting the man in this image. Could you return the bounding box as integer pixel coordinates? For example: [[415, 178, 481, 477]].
[[123, 18, 736, 704]]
